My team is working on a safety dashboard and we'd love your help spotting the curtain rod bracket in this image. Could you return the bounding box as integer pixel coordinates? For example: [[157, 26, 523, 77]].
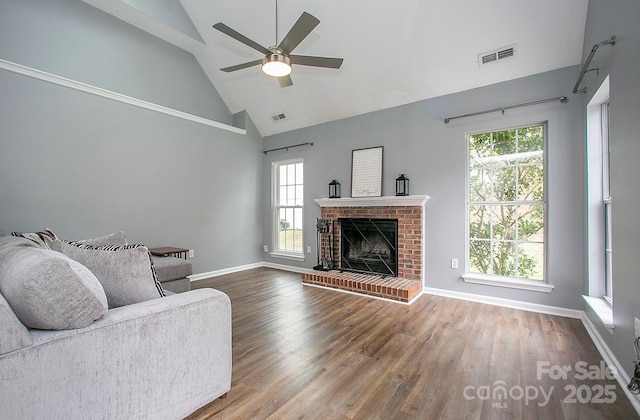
[[572, 36, 616, 94]]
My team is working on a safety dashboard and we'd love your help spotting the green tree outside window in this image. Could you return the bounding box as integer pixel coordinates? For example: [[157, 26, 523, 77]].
[[468, 125, 545, 280]]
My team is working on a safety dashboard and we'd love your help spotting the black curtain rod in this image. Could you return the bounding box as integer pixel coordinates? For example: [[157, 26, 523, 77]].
[[444, 96, 568, 124], [572, 36, 616, 94], [263, 142, 314, 154]]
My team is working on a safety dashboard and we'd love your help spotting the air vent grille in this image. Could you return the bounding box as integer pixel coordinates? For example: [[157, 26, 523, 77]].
[[479, 44, 516, 66], [482, 53, 497, 64], [497, 47, 514, 60], [272, 113, 286, 121]]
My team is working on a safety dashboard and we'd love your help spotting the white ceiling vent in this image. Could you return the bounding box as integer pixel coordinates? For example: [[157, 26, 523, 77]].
[[478, 44, 516, 66], [272, 113, 286, 121]]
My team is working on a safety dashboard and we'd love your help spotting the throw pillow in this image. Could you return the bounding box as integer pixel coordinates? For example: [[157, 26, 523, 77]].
[[11, 228, 58, 249], [51, 240, 165, 308], [0, 246, 108, 330], [75, 231, 127, 247]]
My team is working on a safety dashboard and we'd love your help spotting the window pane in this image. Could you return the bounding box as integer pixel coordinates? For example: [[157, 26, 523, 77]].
[[469, 240, 490, 274], [295, 185, 303, 206], [279, 186, 287, 206], [517, 164, 543, 201], [493, 130, 516, 156], [469, 205, 490, 240], [492, 166, 516, 202], [491, 241, 516, 277], [491, 205, 516, 241], [279, 165, 287, 186], [296, 163, 303, 184], [469, 167, 492, 202], [287, 164, 295, 184], [287, 186, 295, 206], [517, 204, 544, 239], [518, 242, 544, 280], [517, 126, 544, 153], [469, 133, 492, 160]]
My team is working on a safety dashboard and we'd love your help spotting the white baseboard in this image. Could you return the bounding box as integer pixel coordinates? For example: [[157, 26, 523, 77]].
[[421, 286, 583, 319], [581, 313, 640, 415], [262, 261, 309, 274], [188, 262, 263, 281]]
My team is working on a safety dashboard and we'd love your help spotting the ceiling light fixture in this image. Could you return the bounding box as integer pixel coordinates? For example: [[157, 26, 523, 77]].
[[262, 50, 291, 77]]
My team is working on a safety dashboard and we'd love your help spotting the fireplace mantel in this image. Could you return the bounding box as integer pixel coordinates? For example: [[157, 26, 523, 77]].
[[314, 195, 429, 208]]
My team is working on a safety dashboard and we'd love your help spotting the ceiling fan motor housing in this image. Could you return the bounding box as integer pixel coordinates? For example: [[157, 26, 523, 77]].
[[262, 49, 291, 77]]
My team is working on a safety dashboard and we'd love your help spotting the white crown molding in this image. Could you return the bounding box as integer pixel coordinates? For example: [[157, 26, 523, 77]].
[[315, 195, 430, 208], [0, 58, 246, 135]]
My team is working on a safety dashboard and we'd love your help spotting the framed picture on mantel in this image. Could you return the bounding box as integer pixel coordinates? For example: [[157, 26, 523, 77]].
[[351, 146, 383, 197]]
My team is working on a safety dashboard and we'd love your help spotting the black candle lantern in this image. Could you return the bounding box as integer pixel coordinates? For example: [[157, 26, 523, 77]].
[[396, 174, 410, 196], [329, 179, 341, 198]]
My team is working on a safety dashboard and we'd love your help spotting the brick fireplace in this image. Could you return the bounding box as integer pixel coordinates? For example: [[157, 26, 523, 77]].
[[302, 195, 429, 303]]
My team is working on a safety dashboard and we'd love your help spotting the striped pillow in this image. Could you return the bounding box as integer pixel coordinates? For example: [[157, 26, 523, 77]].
[[11, 228, 58, 249], [51, 240, 165, 308]]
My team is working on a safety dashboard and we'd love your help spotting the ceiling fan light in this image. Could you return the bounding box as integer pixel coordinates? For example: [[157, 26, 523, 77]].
[[262, 54, 291, 77]]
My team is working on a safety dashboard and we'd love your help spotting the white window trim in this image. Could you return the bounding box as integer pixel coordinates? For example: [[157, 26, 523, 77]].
[[584, 76, 613, 330], [465, 123, 550, 287], [583, 295, 614, 334], [272, 158, 304, 260], [462, 273, 554, 293]]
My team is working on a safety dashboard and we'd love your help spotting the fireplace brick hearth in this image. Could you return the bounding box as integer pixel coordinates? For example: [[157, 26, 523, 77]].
[[302, 195, 429, 303]]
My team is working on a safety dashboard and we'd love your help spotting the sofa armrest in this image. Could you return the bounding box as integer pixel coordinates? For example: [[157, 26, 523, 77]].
[[0, 288, 231, 420]]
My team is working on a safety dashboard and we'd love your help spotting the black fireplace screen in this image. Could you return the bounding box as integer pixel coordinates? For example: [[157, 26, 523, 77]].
[[339, 218, 398, 277]]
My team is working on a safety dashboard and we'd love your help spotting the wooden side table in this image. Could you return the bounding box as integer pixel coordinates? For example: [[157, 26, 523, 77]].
[[149, 247, 189, 259]]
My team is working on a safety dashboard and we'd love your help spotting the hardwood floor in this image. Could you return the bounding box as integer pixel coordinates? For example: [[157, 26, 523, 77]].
[[187, 268, 638, 419]]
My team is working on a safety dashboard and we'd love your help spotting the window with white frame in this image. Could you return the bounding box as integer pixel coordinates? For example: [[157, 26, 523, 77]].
[[467, 124, 546, 281], [587, 76, 612, 304], [273, 159, 303, 256]]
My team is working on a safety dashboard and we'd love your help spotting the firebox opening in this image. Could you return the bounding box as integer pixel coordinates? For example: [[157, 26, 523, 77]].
[[339, 218, 398, 277]]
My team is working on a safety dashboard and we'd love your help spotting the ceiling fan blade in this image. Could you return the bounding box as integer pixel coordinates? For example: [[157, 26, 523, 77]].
[[277, 12, 320, 54], [290, 55, 343, 69], [220, 59, 263, 73], [278, 75, 293, 88], [213, 22, 271, 55]]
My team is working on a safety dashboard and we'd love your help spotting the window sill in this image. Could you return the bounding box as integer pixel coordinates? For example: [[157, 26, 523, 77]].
[[583, 295, 614, 333], [462, 273, 554, 293], [269, 252, 305, 262]]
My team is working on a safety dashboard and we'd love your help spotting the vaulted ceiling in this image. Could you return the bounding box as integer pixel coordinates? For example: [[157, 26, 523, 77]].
[[82, 0, 589, 136]]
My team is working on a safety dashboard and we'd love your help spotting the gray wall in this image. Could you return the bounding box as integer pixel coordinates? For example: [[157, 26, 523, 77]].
[[580, 0, 640, 378], [0, 0, 264, 274], [263, 65, 584, 310]]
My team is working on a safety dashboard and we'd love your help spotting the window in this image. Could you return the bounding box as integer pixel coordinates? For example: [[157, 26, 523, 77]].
[[467, 124, 546, 282], [602, 102, 613, 302], [273, 159, 304, 257], [586, 76, 613, 304]]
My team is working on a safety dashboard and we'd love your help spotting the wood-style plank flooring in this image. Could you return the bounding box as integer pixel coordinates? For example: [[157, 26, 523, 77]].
[[187, 268, 638, 419]]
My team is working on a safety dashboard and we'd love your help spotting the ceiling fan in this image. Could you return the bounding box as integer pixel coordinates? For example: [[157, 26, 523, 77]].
[[212, 2, 343, 88]]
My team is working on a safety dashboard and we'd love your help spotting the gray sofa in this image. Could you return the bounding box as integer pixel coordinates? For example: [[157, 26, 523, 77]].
[[152, 254, 192, 293], [0, 233, 231, 419]]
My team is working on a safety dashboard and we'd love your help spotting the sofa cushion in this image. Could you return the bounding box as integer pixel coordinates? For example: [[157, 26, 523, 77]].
[[0, 243, 108, 330], [11, 228, 58, 249], [0, 291, 32, 354], [76, 231, 127, 247], [51, 240, 165, 308], [151, 256, 193, 282]]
